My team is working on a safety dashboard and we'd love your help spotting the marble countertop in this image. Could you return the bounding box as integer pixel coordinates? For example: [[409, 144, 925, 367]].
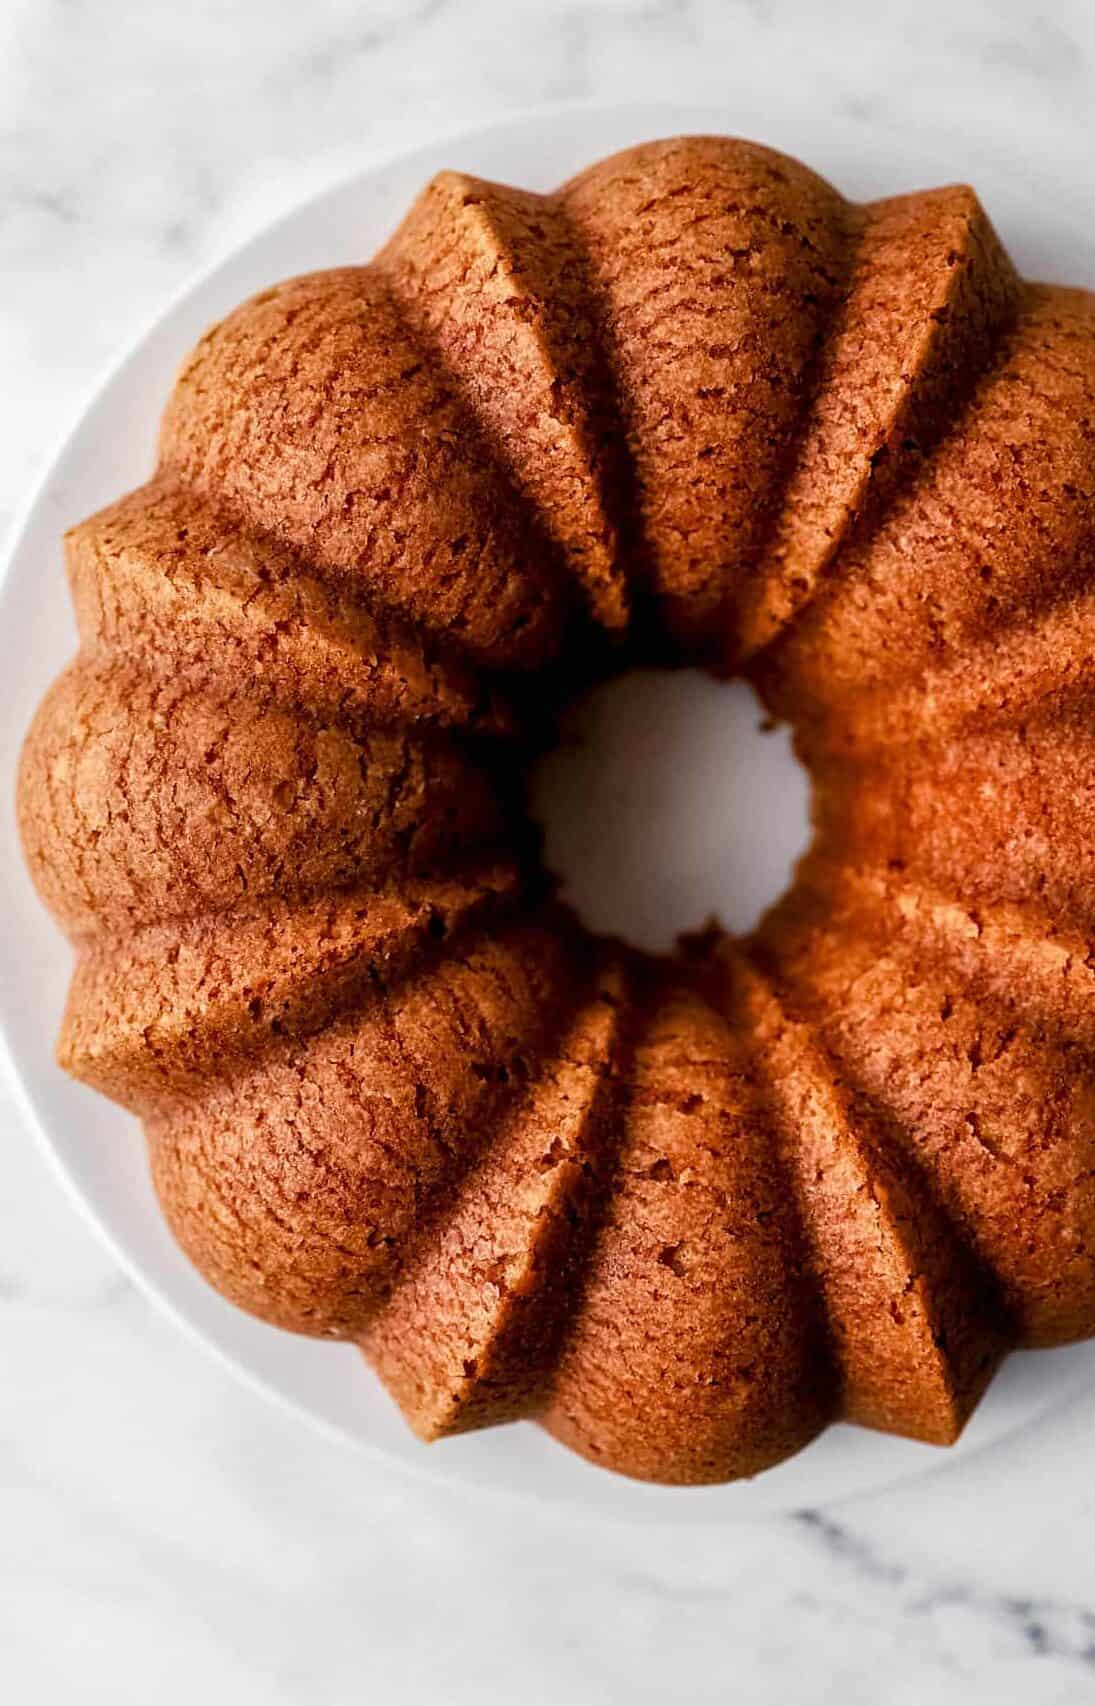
[[4, 2, 1095, 1700]]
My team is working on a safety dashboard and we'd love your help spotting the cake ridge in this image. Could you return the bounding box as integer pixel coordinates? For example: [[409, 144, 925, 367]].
[[557, 134, 851, 669], [739, 180, 1023, 663], [716, 946, 1002, 1445], [790, 856, 1095, 1048], [377, 169, 632, 635], [158, 264, 578, 673], [539, 966, 833, 1484], [361, 951, 635, 1440], [19, 652, 511, 942], [145, 916, 587, 1340], [769, 580, 1095, 755], [758, 280, 1095, 727], [809, 715, 1095, 938], [753, 887, 1095, 1348], [67, 477, 520, 740], [743, 924, 1021, 1328], [58, 857, 527, 1111]]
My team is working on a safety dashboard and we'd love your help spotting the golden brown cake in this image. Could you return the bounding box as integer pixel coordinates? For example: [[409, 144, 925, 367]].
[[18, 136, 1095, 1485]]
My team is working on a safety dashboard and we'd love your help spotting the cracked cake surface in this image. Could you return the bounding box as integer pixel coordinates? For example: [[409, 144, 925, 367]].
[[18, 134, 1095, 1485]]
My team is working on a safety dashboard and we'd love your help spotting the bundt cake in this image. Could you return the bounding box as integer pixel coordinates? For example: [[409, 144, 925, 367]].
[[18, 136, 1095, 1485]]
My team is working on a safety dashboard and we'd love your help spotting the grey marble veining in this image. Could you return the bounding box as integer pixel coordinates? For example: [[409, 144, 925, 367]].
[[4, 2, 1095, 1701]]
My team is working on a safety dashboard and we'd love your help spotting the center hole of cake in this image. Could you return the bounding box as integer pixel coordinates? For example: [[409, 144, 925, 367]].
[[529, 669, 810, 956]]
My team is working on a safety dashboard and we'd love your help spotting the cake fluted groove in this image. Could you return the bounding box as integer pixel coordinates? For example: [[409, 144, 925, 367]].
[[790, 854, 1095, 1052], [767, 581, 1095, 756], [146, 916, 587, 1339], [809, 712, 1095, 937], [757, 283, 1095, 730], [755, 877, 1095, 1347], [158, 266, 575, 672], [539, 969, 832, 1485], [66, 478, 517, 740], [17, 654, 510, 942], [376, 170, 630, 634], [713, 944, 1002, 1444], [360, 951, 635, 1440], [58, 858, 525, 1111], [556, 136, 849, 668], [738, 182, 1022, 659]]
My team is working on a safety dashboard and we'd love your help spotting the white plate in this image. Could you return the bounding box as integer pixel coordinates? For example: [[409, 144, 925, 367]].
[[4, 99, 1095, 1522]]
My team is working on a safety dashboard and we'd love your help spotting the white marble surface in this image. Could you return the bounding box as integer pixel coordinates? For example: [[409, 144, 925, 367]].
[[4, 2, 1095, 1700]]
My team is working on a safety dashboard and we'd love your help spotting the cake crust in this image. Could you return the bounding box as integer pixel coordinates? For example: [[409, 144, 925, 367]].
[[18, 135, 1095, 1485]]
